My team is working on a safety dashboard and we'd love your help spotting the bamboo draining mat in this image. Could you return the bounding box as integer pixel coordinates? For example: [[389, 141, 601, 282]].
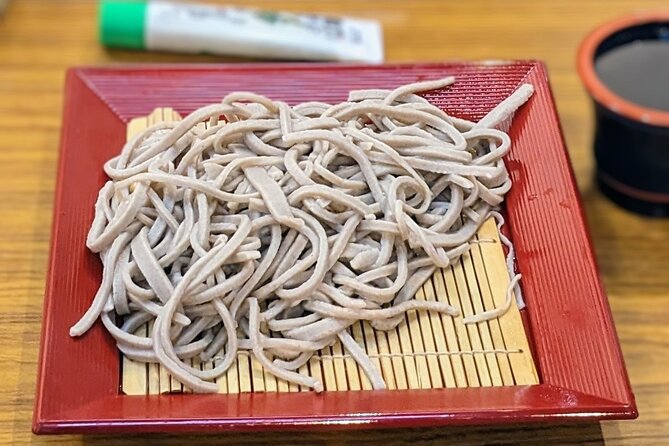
[[121, 109, 538, 395]]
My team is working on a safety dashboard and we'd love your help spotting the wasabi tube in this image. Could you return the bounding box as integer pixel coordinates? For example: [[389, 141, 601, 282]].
[[100, 1, 384, 63]]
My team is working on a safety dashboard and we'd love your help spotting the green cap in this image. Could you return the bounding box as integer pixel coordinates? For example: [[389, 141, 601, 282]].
[[99, 0, 147, 50]]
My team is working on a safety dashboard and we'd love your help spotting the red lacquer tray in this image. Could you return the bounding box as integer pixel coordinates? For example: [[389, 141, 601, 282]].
[[33, 62, 636, 434]]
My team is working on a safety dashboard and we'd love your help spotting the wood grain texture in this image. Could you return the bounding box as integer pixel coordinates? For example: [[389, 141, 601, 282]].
[[1, 0, 668, 444]]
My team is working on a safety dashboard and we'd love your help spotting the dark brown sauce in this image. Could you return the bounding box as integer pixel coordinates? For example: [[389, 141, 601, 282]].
[[595, 40, 669, 112]]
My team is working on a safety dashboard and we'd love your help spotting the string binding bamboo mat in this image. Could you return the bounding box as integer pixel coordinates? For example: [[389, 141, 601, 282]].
[[121, 108, 538, 394]]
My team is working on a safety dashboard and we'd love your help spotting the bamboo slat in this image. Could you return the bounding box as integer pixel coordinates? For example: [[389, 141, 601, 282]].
[[121, 109, 538, 395]]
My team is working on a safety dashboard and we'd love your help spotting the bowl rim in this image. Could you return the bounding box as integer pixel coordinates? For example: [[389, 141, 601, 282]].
[[577, 10, 669, 127]]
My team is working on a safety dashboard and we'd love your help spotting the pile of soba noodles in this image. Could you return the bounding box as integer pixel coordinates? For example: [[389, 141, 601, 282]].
[[70, 78, 533, 392]]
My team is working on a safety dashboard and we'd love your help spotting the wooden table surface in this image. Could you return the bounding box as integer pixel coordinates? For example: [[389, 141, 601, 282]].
[[1, 1, 668, 444]]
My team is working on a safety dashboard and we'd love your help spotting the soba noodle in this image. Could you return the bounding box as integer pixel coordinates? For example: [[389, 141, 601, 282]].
[[70, 78, 533, 393]]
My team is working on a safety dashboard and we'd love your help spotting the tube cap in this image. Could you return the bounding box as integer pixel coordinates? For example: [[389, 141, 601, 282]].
[[99, 0, 147, 50]]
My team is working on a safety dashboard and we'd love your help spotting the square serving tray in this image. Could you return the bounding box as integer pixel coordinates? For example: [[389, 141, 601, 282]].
[[33, 62, 636, 434]]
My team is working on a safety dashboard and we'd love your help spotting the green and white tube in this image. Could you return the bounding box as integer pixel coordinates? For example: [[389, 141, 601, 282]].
[[99, 1, 384, 63]]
